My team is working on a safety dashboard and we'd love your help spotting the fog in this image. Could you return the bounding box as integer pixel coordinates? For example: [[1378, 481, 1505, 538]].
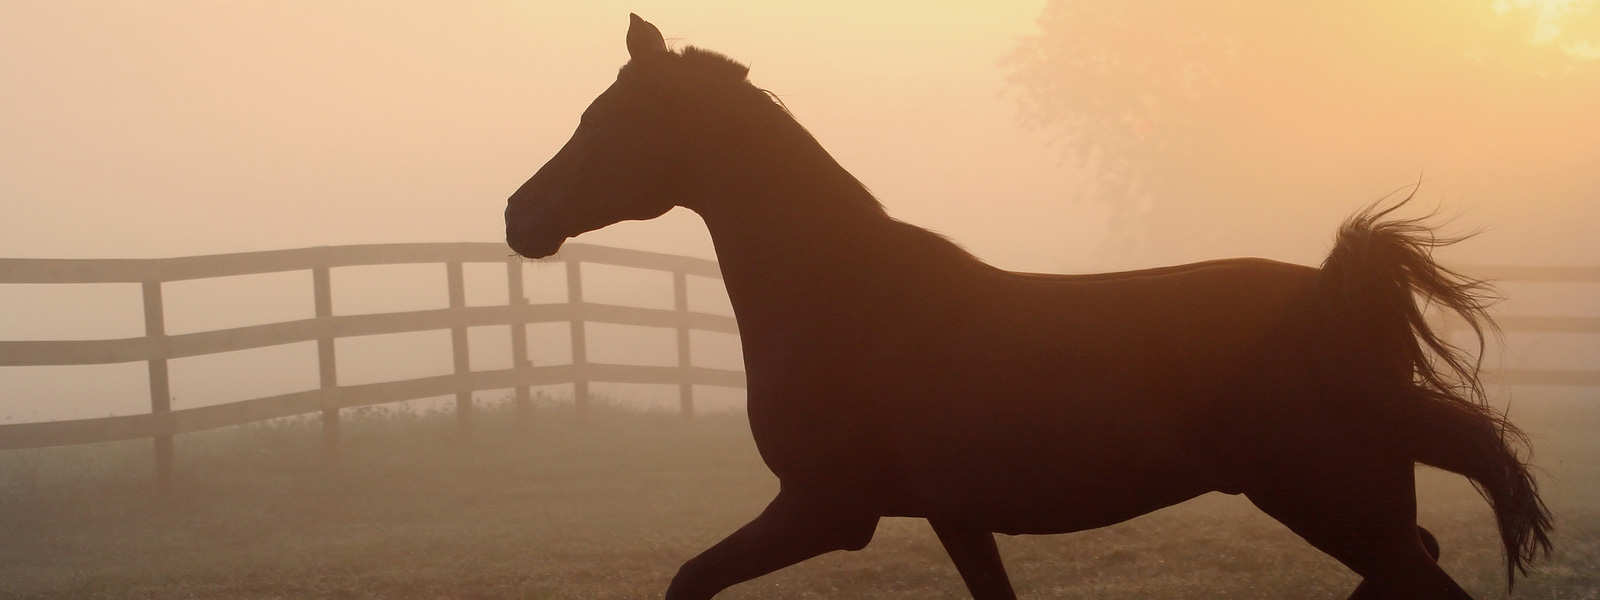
[[2, 1, 1597, 422]]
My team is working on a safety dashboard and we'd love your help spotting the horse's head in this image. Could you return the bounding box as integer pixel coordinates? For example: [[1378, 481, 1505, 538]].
[[506, 14, 754, 258]]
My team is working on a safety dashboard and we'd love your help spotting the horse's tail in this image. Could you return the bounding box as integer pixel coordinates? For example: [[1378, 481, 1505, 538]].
[[1316, 198, 1551, 586]]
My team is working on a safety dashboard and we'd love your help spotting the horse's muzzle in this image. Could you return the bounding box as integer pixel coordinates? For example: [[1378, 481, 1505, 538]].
[[505, 202, 569, 259], [508, 231, 566, 259]]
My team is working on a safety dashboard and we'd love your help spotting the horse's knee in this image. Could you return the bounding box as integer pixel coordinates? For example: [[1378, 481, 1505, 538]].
[[834, 517, 876, 551], [789, 510, 878, 552], [771, 493, 878, 551]]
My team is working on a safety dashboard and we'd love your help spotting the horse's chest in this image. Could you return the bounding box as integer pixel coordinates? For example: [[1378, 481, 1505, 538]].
[[738, 347, 907, 475]]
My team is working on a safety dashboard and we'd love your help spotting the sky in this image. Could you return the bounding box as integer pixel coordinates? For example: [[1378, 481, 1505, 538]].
[[1, 1, 1094, 420], [1, 1, 1596, 422], [0, 0, 1099, 270]]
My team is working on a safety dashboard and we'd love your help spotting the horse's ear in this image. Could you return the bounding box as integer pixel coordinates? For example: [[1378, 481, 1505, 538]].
[[627, 14, 668, 59]]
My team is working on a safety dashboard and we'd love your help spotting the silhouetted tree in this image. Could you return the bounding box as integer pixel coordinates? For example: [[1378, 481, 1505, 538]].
[[1007, 0, 1600, 262]]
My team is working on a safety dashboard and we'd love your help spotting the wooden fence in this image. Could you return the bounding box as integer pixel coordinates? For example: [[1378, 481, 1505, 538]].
[[1450, 265, 1600, 387], [1, 246, 1597, 493], [0, 242, 744, 493]]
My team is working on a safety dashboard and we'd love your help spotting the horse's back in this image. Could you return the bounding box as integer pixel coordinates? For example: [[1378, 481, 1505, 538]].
[[982, 256, 1321, 399], [872, 257, 1327, 527]]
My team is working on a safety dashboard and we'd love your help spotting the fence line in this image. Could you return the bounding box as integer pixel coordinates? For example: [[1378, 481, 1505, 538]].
[[1442, 265, 1600, 387], [2, 247, 1597, 493], [0, 243, 744, 493]]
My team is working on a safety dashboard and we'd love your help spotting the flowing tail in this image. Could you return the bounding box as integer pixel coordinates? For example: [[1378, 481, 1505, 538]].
[[1317, 198, 1552, 587]]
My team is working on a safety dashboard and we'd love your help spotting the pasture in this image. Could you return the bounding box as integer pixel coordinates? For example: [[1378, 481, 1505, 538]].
[[2, 392, 1597, 600]]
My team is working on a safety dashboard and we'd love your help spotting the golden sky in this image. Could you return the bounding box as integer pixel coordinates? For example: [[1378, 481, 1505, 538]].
[[1, 1, 1114, 272], [0, 1, 1077, 419], [3, 1, 1596, 270]]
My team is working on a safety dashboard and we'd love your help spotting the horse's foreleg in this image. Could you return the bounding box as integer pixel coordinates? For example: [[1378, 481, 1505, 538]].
[[663, 490, 879, 600], [929, 520, 1018, 600]]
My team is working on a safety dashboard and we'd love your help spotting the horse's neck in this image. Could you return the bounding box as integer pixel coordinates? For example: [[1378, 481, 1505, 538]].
[[692, 157, 980, 340], [697, 183, 886, 313], [683, 104, 986, 338]]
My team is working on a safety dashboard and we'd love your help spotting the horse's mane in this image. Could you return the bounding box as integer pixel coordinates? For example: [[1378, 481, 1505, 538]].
[[627, 45, 984, 267], [618, 46, 749, 83], [679, 46, 751, 81]]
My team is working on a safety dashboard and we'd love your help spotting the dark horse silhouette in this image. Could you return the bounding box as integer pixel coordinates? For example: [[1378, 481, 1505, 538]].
[[504, 15, 1551, 600]]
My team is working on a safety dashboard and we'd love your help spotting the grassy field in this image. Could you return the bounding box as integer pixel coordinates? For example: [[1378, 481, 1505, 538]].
[[1, 394, 1597, 600]]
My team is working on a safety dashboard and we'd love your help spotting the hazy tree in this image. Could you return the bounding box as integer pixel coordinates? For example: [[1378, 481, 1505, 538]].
[[1007, 0, 1600, 263]]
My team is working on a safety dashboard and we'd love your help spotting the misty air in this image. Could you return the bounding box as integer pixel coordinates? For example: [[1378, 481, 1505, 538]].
[[2, 2, 1598, 599]]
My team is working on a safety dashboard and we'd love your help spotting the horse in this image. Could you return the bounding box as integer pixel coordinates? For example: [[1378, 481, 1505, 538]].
[[503, 15, 1550, 600]]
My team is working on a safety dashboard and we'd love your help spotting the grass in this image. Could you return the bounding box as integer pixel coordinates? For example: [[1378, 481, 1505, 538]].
[[1, 394, 1597, 599]]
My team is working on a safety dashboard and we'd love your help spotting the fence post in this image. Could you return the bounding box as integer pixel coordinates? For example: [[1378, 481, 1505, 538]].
[[141, 280, 174, 496], [566, 259, 589, 419], [447, 261, 472, 433], [507, 259, 531, 425], [674, 271, 694, 418], [313, 265, 340, 463]]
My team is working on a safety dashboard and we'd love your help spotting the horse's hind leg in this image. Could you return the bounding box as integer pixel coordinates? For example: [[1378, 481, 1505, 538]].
[[929, 520, 1017, 600], [1417, 525, 1441, 561], [1346, 526, 1446, 599], [1245, 456, 1472, 599]]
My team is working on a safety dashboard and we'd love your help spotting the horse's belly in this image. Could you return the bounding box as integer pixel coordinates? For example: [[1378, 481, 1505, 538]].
[[975, 475, 1214, 535], [880, 436, 1224, 533]]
